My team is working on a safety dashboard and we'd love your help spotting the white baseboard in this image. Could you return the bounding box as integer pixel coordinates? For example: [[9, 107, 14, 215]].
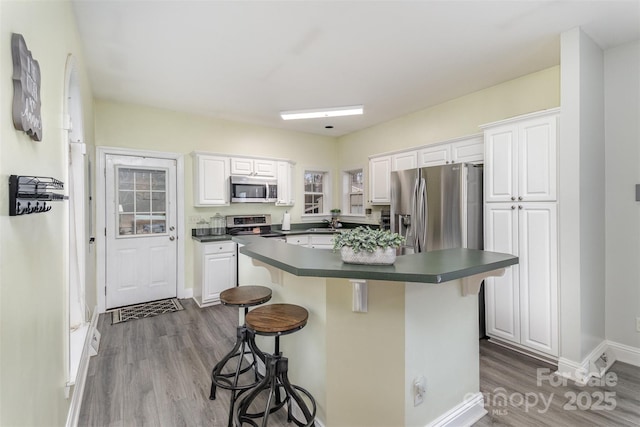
[[557, 340, 617, 385], [426, 392, 487, 427], [180, 287, 193, 300], [66, 307, 100, 427], [608, 340, 640, 367]]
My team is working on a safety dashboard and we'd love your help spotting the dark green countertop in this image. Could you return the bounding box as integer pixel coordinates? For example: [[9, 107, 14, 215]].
[[234, 235, 518, 283]]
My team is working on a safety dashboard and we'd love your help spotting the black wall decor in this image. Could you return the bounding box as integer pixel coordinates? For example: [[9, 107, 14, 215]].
[[11, 33, 42, 141], [9, 175, 67, 216]]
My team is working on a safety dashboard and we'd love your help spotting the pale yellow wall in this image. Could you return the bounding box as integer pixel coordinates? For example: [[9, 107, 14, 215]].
[[338, 66, 560, 216], [94, 100, 338, 292], [0, 0, 95, 425]]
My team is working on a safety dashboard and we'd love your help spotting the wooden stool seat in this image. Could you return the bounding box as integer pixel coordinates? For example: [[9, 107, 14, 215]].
[[220, 285, 272, 307], [245, 303, 308, 336]]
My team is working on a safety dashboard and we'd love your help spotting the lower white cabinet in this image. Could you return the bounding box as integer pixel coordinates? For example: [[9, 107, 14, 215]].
[[193, 241, 237, 307], [484, 202, 558, 357], [285, 234, 335, 249]]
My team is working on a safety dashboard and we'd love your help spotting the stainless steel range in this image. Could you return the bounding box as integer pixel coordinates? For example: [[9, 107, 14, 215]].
[[226, 214, 282, 237]]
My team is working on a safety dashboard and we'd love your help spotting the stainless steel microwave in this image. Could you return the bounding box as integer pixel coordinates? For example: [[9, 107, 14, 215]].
[[230, 175, 277, 203]]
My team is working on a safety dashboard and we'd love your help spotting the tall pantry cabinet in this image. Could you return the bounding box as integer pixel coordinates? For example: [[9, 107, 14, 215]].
[[482, 108, 559, 358]]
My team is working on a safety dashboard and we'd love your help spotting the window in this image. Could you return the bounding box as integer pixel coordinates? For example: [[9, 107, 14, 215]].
[[303, 170, 330, 215], [342, 168, 364, 215], [117, 168, 167, 235]]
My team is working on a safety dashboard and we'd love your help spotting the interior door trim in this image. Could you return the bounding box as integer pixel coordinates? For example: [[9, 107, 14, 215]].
[[96, 146, 185, 313]]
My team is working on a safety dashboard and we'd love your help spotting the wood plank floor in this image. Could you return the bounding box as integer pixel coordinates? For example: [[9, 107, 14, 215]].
[[79, 299, 640, 426]]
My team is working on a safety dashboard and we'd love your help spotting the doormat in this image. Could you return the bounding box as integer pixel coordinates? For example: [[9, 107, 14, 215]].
[[111, 298, 184, 325]]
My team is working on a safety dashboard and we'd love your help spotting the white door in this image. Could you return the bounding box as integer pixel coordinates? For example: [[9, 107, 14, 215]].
[[105, 155, 178, 309], [484, 202, 520, 343], [518, 202, 558, 356]]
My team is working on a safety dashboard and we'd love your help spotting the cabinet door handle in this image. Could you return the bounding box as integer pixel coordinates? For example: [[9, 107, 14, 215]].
[[511, 196, 516, 201], [518, 196, 523, 201], [511, 205, 516, 210], [518, 205, 523, 210]]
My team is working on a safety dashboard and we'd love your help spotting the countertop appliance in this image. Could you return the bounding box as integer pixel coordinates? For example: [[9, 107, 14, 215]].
[[226, 214, 282, 237], [391, 163, 485, 337], [230, 175, 277, 203]]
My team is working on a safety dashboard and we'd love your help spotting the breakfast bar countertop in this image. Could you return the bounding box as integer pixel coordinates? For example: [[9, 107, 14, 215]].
[[233, 235, 518, 283]]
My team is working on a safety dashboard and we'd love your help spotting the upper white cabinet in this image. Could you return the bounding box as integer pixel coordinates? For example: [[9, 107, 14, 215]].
[[276, 161, 295, 206], [418, 136, 484, 167], [451, 136, 484, 164], [418, 144, 451, 167], [192, 153, 230, 206], [484, 113, 557, 203], [369, 156, 391, 204], [392, 151, 417, 171], [231, 157, 277, 178]]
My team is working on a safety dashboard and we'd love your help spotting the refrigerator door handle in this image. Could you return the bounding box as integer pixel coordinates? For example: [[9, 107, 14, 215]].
[[418, 177, 427, 251], [411, 177, 420, 251]]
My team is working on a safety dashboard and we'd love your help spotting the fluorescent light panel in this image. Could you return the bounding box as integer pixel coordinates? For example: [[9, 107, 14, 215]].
[[280, 105, 363, 120]]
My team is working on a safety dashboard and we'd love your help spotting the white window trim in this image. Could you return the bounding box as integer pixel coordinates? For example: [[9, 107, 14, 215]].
[[301, 169, 332, 219], [341, 167, 366, 218]]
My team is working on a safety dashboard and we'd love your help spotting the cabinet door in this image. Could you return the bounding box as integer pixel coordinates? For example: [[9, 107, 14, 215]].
[[518, 203, 558, 356], [484, 203, 520, 343], [418, 145, 450, 167], [451, 137, 483, 164], [253, 159, 277, 177], [230, 158, 254, 175], [309, 234, 335, 249], [286, 235, 309, 246], [194, 155, 229, 206], [369, 156, 391, 204], [202, 251, 237, 303], [276, 161, 294, 206], [519, 116, 557, 201], [392, 151, 417, 171], [484, 125, 518, 202]]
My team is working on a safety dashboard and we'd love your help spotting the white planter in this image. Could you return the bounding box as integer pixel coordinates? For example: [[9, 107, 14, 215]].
[[340, 246, 396, 265]]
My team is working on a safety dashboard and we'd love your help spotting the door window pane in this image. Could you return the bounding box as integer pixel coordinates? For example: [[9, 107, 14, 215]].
[[117, 168, 167, 236]]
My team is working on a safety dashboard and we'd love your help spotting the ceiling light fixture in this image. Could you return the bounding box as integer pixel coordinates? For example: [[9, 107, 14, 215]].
[[280, 105, 363, 121]]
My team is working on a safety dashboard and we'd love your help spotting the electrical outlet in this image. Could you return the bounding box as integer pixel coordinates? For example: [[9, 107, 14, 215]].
[[413, 376, 426, 406], [636, 317, 640, 332]]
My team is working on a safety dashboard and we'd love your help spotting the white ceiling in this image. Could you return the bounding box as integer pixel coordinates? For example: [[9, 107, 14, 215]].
[[72, 0, 640, 137]]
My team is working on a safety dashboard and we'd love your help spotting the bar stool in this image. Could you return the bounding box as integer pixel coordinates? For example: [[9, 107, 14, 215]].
[[209, 285, 272, 427], [234, 303, 316, 427]]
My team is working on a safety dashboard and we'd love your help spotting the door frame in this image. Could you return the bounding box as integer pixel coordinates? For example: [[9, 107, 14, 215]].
[[96, 146, 185, 313]]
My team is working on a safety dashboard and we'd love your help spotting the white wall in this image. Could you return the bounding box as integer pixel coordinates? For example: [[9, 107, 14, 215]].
[[0, 1, 94, 425], [605, 40, 640, 350]]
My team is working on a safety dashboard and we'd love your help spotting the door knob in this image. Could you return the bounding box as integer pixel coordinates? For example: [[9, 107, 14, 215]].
[[169, 236, 175, 241]]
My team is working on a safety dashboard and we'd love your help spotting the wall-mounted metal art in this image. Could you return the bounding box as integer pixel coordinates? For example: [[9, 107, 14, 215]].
[[9, 175, 67, 216], [11, 33, 42, 141]]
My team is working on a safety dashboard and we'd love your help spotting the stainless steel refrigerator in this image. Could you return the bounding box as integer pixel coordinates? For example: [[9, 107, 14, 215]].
[[391, 162, 485, 336], [391, 163, 483, 253]]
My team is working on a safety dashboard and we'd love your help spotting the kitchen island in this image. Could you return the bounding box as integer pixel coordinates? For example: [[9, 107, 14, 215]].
[[234, 235, 517, 427]]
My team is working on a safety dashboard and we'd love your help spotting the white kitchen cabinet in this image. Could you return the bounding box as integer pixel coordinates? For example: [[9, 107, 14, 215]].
[[484, 202, 558, 357], [417, 136, 484, 167], [418, 144, 450, 167], [192, 153, 229, 206], [451, 136, 484, 164], [309, 234, 335, 249], [392, 151, 418, 171], [286, 235, 309, 247], [484, 112, 557, 203], [276, 161, 294, 206], [369, 156, 391, 204], [231, 157, 277, 178], [193, 241, 237, 307]]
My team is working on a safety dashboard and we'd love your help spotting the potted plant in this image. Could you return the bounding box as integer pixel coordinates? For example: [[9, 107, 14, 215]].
[[330, 208, 341, 218], [332, 226, 405, 265]]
